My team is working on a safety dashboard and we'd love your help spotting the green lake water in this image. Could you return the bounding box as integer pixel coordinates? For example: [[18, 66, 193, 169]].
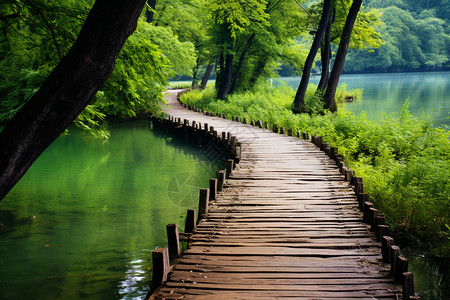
[[277, 71, 450, 127], [0, 119, 224, 299]]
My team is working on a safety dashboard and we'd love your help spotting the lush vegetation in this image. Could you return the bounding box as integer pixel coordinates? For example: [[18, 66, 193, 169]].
[[344, 0, 450, 73], [1, 0, 449, 255], [181, 83, 450, 257], [0, 0, 196, 136]]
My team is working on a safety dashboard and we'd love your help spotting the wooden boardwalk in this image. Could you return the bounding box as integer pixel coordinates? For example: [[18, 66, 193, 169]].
[[151, 90, 403, 299]]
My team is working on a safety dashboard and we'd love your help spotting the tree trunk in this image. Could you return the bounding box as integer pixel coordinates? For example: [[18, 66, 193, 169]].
[[191, 57, 200, 87], [230, 33, 256, 94], [200, 63, 213, 90], [217, 54, 233, 100], [324, 0, 362, 111], [293, 0, 332, 113], [145, 0, 157, 23], [248, 58, 266, 89], [317, 9, 332, 93], [0, 0, 147, 201]]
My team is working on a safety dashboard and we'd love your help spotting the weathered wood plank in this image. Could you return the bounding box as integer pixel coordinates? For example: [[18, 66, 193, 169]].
[[149, 91, 402, 299]]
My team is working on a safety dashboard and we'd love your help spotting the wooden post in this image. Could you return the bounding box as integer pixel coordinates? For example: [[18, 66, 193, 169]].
[[204, 123, 208, 132], [166, 223, 181, 262], [297, 131, 301, 138], [151, 248, 170, 292], [403, 272, 415, 300], [390, 245, 401, 275], [251, 120, 255, 126], [330, 147, 338, 160], [236, 117, 241, 123], [243, 118, 247, 124], [217, 170, 226, 192], [395, 256, 408, 283], [209, 178, 217, 201], [264, 122, 269, 130], [185, 209, 196, 233], [184, 119, 189, 126], [369, 208, 379, 230], [280, 127, 285, 134], [287, 129, 293, 136], [198, 188, 210, 220], [323, 143, 331, 157], [354, 177, 364, 195], [363, 201, 373, 224], [235, 145, 241, 164], [357, 193, 369, 210], [375, 215, 386, 234], [226, 159, 234, 178], [272, 124, 278, 133], [382, 236, 394, 263], [344, 168, 354, 182], [257, 120, 263, 128], [378, 225, 390, 242]]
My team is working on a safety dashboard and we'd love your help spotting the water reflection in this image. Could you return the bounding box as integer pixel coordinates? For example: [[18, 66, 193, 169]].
[[277, 72, 450, 127], [0, 119, 224, 299], [407, 254, 450, 299]]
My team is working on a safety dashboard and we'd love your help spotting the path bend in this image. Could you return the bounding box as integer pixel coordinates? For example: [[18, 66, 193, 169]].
[[151, 90, 402, 299]]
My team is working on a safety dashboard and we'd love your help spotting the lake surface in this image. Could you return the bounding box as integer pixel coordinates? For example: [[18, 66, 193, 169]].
[[0, 119, 223, 299], [277, 72, 450, 127]]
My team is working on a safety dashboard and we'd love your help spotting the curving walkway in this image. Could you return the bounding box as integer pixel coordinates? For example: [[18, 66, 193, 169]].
[[151, 90, 402, 299]]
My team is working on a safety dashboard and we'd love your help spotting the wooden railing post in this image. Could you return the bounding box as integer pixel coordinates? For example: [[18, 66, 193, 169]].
[[395, 256, 409, 283], [166, 223, 181, 262], [403, 272, 415, 300], [209, 178, 217, 201], [198, 188, 210, 221], [382, 236, 394, 263], [378, 225, 390, 242], [185, 209, 196, 233], [390, 245, 401, 275], [363, 201, 373, 224], [217, 170, 226, 192], [226, 159, 234, 178], [150, 248, 170, 292]]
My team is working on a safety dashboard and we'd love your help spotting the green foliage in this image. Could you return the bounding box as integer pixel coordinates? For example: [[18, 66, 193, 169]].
[[345, 0, 450, 72], [1, 2, 196, 135], [97, 21, 196, 119], [181, 85, 450, 257]]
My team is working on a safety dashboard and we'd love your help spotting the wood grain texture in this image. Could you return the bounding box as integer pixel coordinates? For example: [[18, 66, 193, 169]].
[[150, 90, 401, 299]]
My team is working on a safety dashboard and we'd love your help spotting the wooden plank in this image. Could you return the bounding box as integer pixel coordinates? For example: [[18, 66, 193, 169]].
[[149, 90, 402, 299]]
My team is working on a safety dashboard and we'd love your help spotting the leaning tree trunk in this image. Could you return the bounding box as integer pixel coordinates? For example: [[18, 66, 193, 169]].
[[293, 0, 332, 113], [200, 63, 213, 90], [230, 33, 255, 94], [0, 0, 147, 201], [317, 10, 332, 93], [324, 0, 362, 111], [217, 54, 233, 100]]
